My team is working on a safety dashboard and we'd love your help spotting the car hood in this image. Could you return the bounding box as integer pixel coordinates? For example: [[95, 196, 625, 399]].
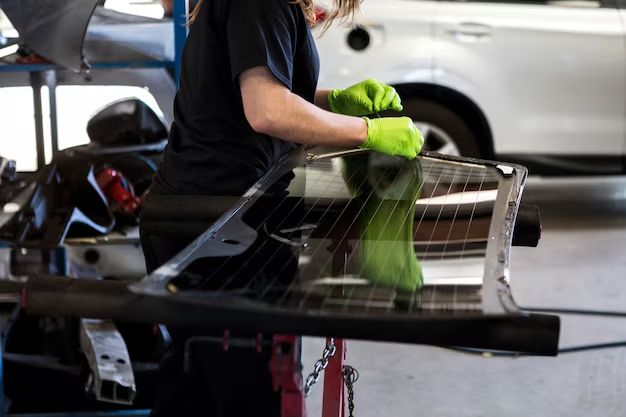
[[0, 0, 100, 71]]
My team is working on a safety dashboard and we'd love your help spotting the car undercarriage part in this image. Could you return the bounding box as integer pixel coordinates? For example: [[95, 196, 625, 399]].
[[65, 235, 146, 281], [0, 149, 159, 249], [79, 319, 136, 405], [0, 153, 114, 248], [0, 305, 163, 414], [17, 149, 558, 356]]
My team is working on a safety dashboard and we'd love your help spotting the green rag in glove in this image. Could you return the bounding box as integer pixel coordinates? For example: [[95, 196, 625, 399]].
[[342, 154, 424, 292], [329, 79, 403, 116]]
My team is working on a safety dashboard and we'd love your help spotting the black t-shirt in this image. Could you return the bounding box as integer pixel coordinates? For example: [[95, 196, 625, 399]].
[[156, 0, 320, 195]]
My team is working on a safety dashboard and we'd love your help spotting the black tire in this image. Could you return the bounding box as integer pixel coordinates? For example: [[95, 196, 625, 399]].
[[397, 98, 481, 158]]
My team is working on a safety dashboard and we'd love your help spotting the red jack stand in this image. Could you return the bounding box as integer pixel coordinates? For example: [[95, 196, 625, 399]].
[[271, 335, 307, 417], [270, 337, 348, 417]]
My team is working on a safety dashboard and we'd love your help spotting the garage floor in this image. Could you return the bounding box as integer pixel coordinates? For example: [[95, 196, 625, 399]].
[[303, 176, 626, 417]]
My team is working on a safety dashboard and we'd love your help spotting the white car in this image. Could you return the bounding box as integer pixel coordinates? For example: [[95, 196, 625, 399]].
[[315, 0, 625, 174]]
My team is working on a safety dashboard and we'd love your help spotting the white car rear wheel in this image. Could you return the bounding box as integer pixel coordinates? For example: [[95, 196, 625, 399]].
[[400, 98, 482, 158], [412, 122, 461, 157]]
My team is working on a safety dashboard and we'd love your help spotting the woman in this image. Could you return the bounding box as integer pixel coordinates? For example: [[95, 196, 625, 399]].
[[141, 0, 422, 415]]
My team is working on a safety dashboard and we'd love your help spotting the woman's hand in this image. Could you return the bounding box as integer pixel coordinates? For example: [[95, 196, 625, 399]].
[[328, 79, 403, 116], [360, 117, 423, 160]]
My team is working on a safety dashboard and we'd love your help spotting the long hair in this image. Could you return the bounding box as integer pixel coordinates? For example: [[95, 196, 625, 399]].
[[189, 0, 362, 28]]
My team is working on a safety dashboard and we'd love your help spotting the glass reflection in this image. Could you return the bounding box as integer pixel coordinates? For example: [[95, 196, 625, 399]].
[[341, 154, 424, 293], [293, 153, 500, 313]]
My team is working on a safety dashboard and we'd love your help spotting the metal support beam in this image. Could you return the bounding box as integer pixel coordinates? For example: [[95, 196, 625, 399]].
[[79, 319, 136, 406], [44, 70, 59, 155], [29, 72, 46, 170]]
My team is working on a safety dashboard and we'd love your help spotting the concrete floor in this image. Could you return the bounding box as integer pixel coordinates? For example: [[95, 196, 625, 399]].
[[303, 176, 626, 417]]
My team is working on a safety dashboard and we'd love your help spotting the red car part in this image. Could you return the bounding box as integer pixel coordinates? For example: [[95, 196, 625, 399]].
[[96, 167, 141, 217]]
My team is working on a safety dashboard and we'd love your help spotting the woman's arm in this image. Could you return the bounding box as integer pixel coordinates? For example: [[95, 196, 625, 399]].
[[314, 89, 332, 111], [240, 66, 367, 147]]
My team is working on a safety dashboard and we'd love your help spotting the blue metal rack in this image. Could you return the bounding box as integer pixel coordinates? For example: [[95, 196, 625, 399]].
[[0, 1, 191, 415], [0, 0, 189, 169], [0, 60, 175, 73]]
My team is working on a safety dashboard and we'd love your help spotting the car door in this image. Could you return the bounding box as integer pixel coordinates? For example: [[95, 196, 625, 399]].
[[315, 0, 437, 90], [433, 0, 625, 159]]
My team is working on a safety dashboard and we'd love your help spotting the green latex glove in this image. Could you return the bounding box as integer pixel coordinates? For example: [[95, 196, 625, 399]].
[[329, 79, 403, 116], [341, 154, 424, 293], [360, 117, 424, 160]]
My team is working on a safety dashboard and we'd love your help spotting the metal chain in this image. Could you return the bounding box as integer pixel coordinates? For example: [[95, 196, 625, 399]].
[[303, 338, 337, 397], [342, 365, 359, 417]]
